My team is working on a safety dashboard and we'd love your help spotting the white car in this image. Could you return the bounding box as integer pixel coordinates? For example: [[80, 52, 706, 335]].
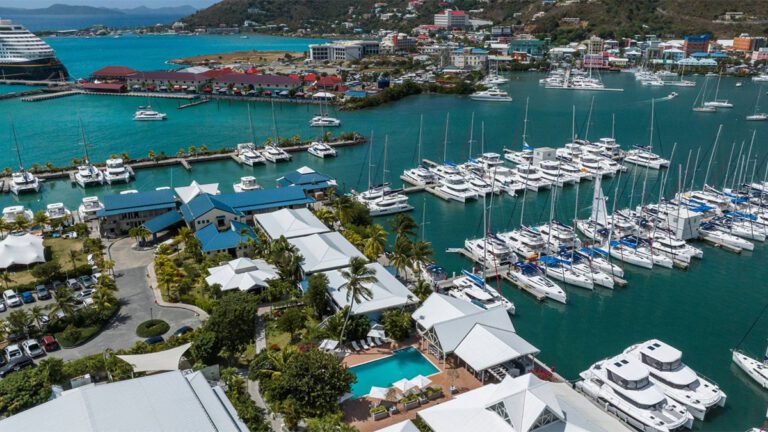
[[2, 290, 21, 307], [21, 339, 45, 358], [4, 344, 22, 360]]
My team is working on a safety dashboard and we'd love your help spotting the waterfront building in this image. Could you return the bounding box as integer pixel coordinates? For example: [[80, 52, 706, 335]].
[[508, 37, 548, 58], [175, 181, 220, 204], [308, 40, 380, 61], [205, 257, 278, 293], [287, 231, 365, 275], [752, 47, 768, 63], [213, 73, 302, 92], [0, 371, 248, 432], [97, 190, 178, 237], [450, 47, 488, 70], [90, 65, 137, 82], [683, 34, 711, 57], [434, 9, 469, 30], [276, 166, 337, 199], [126, 71, 209, 91], [254, 208, 329, 240], [180, 193, 245, 233], [583, 35, 609, 69], [195, 220, 257, 257], [323, 262, 417, 318], [733, 34, 766, 53]]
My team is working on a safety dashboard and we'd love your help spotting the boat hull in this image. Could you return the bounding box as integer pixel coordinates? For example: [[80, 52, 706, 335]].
[[0, 57, 69, 81]]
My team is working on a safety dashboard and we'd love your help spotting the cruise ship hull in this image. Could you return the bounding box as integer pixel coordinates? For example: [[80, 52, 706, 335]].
[[0, 57, 69, 81]]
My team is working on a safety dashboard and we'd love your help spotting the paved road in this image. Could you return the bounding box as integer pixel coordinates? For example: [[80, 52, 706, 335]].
[[49, 238, 201, 361]]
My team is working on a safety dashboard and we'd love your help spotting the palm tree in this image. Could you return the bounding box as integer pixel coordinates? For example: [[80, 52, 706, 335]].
[[200, 144, 208, 154], [48, 287, 76, 320], [332, 196, 355, 225], [7, 309, 33, 338], [29, 305, 47, 329], [148, 150, 156, 161], [100, 258, 115, 276], [410, 240, 433, 276], [390, 239, 413, 282], [188, 145, 197, 157], [44, 161, 54, 171], [338, 256, 376, 344], [0, 272, 11, 290], [314, 208, 337, 229], [33, 210, 50, 229], [411, 278, 433, 302], [177, 148, 186, 157], [92, 289, 118, 319], [363, 224, 387, 261], [0, 219, 10, 237], [257, 347, 297, 380], [12, 214, 29, 232], [68, 249, 79, 272], [391, 213, 417, 243]]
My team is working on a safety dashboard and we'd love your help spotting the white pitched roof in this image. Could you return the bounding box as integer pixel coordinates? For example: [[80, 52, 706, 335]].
[[0, 233, 45, 269], [288, 231, 365, 273], [324, 263, 418, 315], [377, 420, 420, 432], [255, 208, 330, 239], [205, 257, 278, 292], [453, 324, 540, 371], [411, 293, 482, 330], [0, 371, 248, 432], [175, 181, 220, 204]]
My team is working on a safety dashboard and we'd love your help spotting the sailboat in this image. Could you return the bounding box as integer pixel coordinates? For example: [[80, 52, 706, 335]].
[[309, 97, 341, 127], [692, 77, 717, 112], [576, 174, 609, 240], [402, 115, 437, 186], [237, 104, 266, 165], [624, 100, 670, 169], [747, 86, 768, 121], [361, 136, 413, 216], [261, 99, 291, 163], [703, 74, 734, 108], [74, 119, 104, 188], [503, 98, 533, 165], [8, 120, 40, 194], [732, 299, 768, 389]]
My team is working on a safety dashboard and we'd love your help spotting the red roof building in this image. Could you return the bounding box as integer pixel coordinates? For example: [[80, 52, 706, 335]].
[[81, 83, 127, 93], [303, 73, 317, 82], [214, 73, 302, 90], [90, 66, 137, 81], [314, 75, 341, 90]]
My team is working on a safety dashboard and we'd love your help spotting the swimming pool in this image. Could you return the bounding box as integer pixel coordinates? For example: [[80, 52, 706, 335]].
[[349, 347, 440, 398]]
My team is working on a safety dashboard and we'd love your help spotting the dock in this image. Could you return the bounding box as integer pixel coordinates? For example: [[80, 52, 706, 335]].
[[180, 159, 192, 171], [177, 98, 211, 109], [22, 90, 81, 102]]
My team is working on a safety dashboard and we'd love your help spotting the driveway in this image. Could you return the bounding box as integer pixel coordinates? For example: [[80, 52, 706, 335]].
[[49, 238, 201, 361]]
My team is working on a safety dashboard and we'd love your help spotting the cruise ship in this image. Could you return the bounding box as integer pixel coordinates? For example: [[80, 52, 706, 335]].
[[0, 19, 69, 81]]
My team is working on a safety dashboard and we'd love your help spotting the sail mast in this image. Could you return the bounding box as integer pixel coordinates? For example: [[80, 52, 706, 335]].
[[442, 113, 450, 161]]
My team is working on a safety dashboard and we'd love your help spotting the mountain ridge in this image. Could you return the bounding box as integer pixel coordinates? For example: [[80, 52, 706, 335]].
[[0, 3, 197, 17]]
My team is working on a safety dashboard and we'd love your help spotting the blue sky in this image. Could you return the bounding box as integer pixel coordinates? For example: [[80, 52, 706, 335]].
[[3, 0, 219, 8]]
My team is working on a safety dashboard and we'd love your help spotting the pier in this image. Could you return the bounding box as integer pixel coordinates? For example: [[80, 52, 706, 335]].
[[177, 98, 211, 109], [22, 90, 82, 102]]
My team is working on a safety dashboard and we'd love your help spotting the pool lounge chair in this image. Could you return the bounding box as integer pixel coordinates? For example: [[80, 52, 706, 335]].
[[375, 337, 385, 345], [351, 341, 361, 351], [360, 339, 370, 350], [367, 337, 378, 347]]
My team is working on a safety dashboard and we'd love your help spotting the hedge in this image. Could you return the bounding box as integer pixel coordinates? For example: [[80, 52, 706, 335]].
[[136, 319, 170, 338]]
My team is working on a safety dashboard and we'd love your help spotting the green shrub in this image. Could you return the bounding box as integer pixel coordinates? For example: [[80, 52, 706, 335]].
[[369, 405, 387, 414], [136, 319, 170, 338], [56, 324, 100, 347]]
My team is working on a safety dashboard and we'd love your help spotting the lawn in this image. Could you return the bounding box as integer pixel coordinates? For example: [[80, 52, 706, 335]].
[[5, 238, 88, 288], [55, 325, 101, 348], [266, 320, 291, 349]]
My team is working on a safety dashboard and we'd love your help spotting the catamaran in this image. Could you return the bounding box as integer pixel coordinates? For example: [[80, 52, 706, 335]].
[[74, 120, 104, 188], [508, 262, 567, 304], [537, 220, 582, 252], [2, 205, 33, 224], [450, 270, 515, 314], [625, 100, 670, 169], [649, 231, 703, 264], [307, 141, 337, 158], [357, 137, 413, 216], [262, 145, 291, 163], [464, 237, 515, 268], [102, 157, 131, 184], [537, 159, 578, 186], [78, 196, 104, 221], [233, 176, 261, 193], [556, 249, 615, 288], [45, 203, 71, 224], [8, 124, 40, 195], [514, 164, 552, 191], [495, 227, 547, 259]]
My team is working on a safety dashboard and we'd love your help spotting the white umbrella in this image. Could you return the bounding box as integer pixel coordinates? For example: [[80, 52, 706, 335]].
[[392, 378, 416, 394], [407, 374, 432, 390], [368, 386, 390, 400]]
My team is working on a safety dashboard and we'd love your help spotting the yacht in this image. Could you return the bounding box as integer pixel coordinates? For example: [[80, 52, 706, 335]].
[[593, 137, 625, 160], [402, 165, 437, 186], [120, 190, 138, 194], [233, 176, 261, 193], [45, 203, 71, 224], [0, 19, 69, 80], [579, 153, 615, 177], [732, 345, 768, 389], [133, 107, 167, 121], [625, 147, 671, 169], [710, 217, 766, 242], [508, 262, 567, 304], [77, 196, 104, 221], [577, 246, 625, 278], [650, 232, 703, 264], [495, 227, 547, 259], [464, 237, 515, 268], [747, 113, 768, 121], [537, 160, 578, 186], [625, 340, 726, 420], [556, 142, 584, 161], [10, 170, 40, 195], [465, 174, 499, 196], [484, 166, 525, 197], [577, 354, 695, 432], [557, 250, 615, 288], [261, 145, 291, 163], [367, 192, 413, 216], [514, 164, 552, 191], [430, 162, 462, 179], [237, 143, 266, 166], [307, 141, 337, 158], [537, 221, 582, 252], [677, 190, 732, 214], [103, 158, 131, 184], [437, 174, 478, 202], [503, 148, 532, 165], [537, 256, 594, 290], [618, 236, 674, 268], [309, 116, 341, 127], [753, 74, 768, 82], [450, 270, 515, 314], [703, 75, 733, 108], [75, 163, 104, 188], [476, 152, 504, 169], [469, 86, 512, 102], [356, 184, 392, 205], [2, 205, 33, 224], [698, 222, 754, 251], [606, 239, 654, 269], [481, 74, 508, 85]]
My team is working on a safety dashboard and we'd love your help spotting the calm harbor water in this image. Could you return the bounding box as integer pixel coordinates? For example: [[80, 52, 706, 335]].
[[1, 36, 768, 430]]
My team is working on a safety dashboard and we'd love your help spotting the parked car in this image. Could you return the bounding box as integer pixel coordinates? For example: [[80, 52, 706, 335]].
[[21, 339, 45, 358], [172, 326, 193, 338], [0, 355, 34, 378], [52, 280, 63, 291], [144, 336, 165, 345], [2, 290, 21, 307], [0, 300, 6, 312], [78, 275, 95, 289], [4, 344, 22, 361], [74, 289, 94, 304], [20, 291, 35, 304], [87, 254, 95, 265], [66, 278, 81, 291], [41, 335, 60, 352], [0, 353, 6, 368], [35, 285, 51, 300]]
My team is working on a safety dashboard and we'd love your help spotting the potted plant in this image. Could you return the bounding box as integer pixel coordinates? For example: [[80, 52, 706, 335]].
[[402, 394, 420, 411], [369, 405, 389, 420]]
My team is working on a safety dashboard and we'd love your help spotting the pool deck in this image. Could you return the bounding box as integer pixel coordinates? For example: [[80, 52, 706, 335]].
[[342, 339, 484, 432]]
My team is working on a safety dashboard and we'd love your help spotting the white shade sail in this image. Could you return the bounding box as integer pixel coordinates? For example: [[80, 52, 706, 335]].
[[117, 343, 192, 373], [0, 233, 45, 269]]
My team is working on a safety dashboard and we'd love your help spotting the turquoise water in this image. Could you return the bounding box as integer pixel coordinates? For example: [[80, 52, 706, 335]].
[[349, 347, 439, 398], [1, 35, 768, 429]]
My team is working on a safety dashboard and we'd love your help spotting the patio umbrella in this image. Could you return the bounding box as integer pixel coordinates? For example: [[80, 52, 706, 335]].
[[407, 375, 432, 390], [368, 386, 390, 401], [392, 378, 416, 394]]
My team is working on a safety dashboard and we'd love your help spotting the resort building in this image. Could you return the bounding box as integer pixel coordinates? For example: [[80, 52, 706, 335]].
[[288, 231, 365, 275], [175, 181, 220, 204], [380, 32, 418, 53], [254, 208, 330, 240], [90, 65, 137, 82], [205, 257, 278, 293], [308, 40, 381, 61], [181, 194, 245, 233], [97, 190, 178, 237], [434, 9, 469, 30], [194, 220, 257, 257], [683, 34, 711, 57], [416, 373, 633, 432], [450, 47, 488, 70], [323, 262, 418, 319], [126, 71, 210, 91], [507, 37, 548, 58], [276, 166, 337, 199], [412, 293, 539, 383], [213, 73, 302, 92], [0, 371, 248, 432]]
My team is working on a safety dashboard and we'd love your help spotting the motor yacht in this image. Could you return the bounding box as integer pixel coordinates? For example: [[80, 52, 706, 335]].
[[469, 86, 512, 102], [577, 354, 695, 432], [537, 160, 578, 186], [625, 340, 726, 420], [75, 163, 104, 188], [698, 223, 754, 251], [402, 165, 437, 186], [625, 147, 670, 169], [732, 346, 768, 389], [464, 237, 515, 268], [437, 174, 478, 202], [503, 148, 532, 165], [78, 196, 104, 221], [537, 221, 582, 252], [514, 164, 552, 191], [262, 145, 291, 163], [495, 227, 547, 259], [45, 203, 71, 224], [451, 270, 515, 314], [367, 192, 413, 216], [508, 262, 567, 304], [1, 205, 33, 224], [103, 158, 131, 184], [233, 176, 261, 193], [133, 107, 167, 121], [309, 116, 341, 127], [537, 256, 594, 290], [307, 141, 337, 158]]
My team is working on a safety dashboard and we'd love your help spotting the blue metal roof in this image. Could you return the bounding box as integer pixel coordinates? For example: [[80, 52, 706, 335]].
[[180, 194, 242, 222], [195, 221, 257, 253], [96, 190, 176, 217], [218, 187, 315, 212], [276, 169, 335, 188], [143, 210, 183, 234]]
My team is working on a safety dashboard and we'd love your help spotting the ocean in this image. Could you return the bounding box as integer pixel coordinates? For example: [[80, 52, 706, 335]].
[[0, 14, 188, 32], [1, 35, 768, 430]]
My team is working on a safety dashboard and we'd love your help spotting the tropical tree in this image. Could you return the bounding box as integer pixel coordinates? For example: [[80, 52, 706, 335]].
[[338, 257, 376, 344], [0, 272, 10, 290], [200, 144, 208, 154], [175, 226, 201, 260], [68, 249, 79, 272], [177, 148, 186, 157], [12, 214, 29, 232], [92, 289, 118, 320], [29, 305, 47, 330], [148, 150, 156, 161], [100, 258, 115, 276], [390, 239, 413, 281], [363, 224, 387, 261], [0, 219, 10, 237], [6, 309, 33, 338], [410, 240, 433, 275], [313, 208, 337, 229], [48, 287, 76, 321], [391, 213, 417, 243], [252, 346, 298, 381], [411, 278, 433, 302], [305, 273, 331, 319], [32, 210, 49, 230], [188, 145, 197, 157]]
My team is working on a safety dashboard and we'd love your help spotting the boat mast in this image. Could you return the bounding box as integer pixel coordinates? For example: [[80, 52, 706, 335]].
[[417, 114, 423, 164], [688, 148, 701, 192], [247, 103, 256, 145], [442, 113, 450, 162], [382, 136, 388, 199], [743, 130, 757, 186], [702, 124, 723, 187], [270, 98, 279, 144], [730, 140, 746, 190], [611, 113, 615, 139], [480, 121, 485, 154], [721, 141, 737, 190], [78, 117, 92, 166], [571, 105, 576, 141], [10, 120, 24, 173], [367, 131, 374, 190], [468, 111, 475, 159], [648, 99, 655, 151], [584, 96, 594, 142], [522, 97, 529, 148]]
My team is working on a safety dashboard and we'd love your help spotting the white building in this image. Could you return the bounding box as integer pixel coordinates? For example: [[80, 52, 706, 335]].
[[288, 231, 366, 274], [0, 371, 248, 432], [323, 262, 418, 317], [308, 40, 380, 61], [254, 208, 330, 240], [175, 181, 220, 204], [380, 32, 418, 53], [450, 47, 489, 69], [434, 9, 470, 30], [205, 257, 278, 293]]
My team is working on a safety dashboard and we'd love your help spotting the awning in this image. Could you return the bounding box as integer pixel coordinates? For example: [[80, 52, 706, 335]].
[[143, 210, 183, 234], [117, 343, 192, 373]]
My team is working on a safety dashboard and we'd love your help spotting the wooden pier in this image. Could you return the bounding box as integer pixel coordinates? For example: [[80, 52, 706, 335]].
[[22, 90, 81, 102], [177, 98, 211, 109]]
